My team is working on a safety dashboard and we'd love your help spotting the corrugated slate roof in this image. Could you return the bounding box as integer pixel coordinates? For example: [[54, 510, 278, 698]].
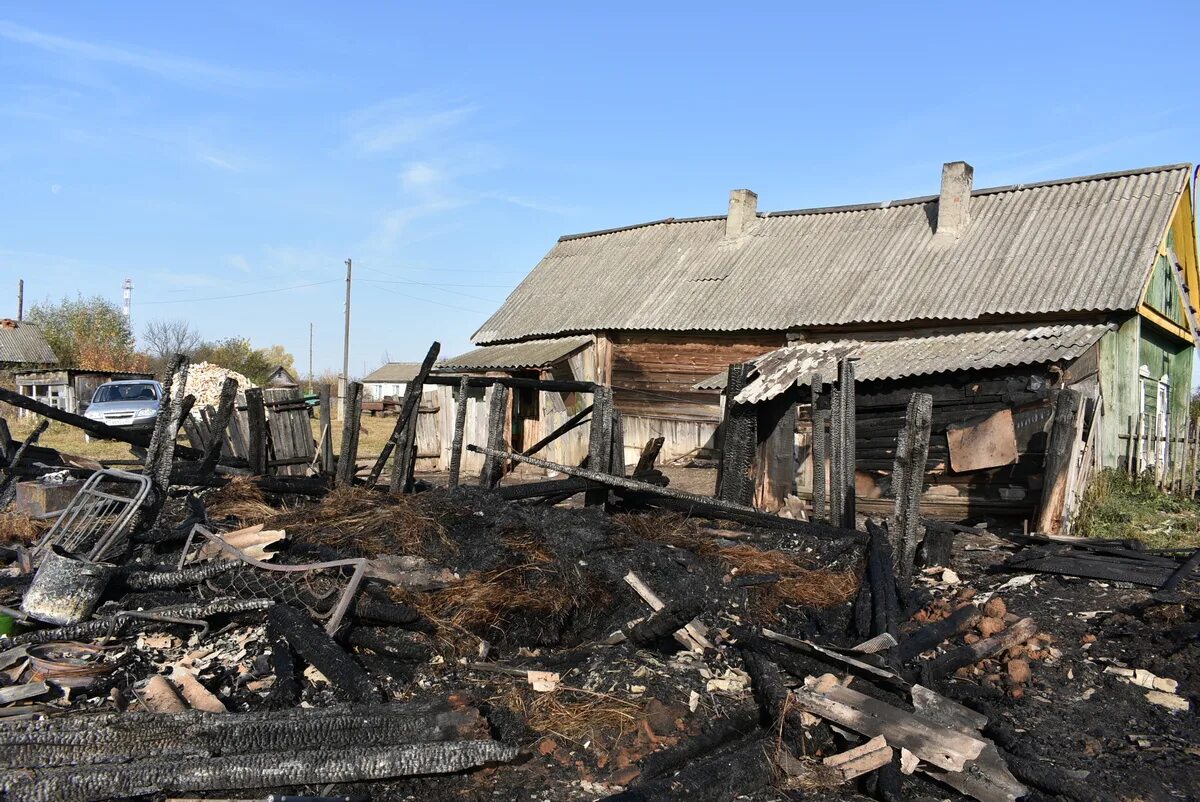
[[437, 336, 591, 371], [0, 320, 58, 364], [695, 324, 1111, 403], [362, 362, 424, 383], [474, 165, 1188, 344]]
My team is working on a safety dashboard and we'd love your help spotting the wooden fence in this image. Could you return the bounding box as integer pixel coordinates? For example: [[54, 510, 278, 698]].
[[1120, 413, 1200, 495]]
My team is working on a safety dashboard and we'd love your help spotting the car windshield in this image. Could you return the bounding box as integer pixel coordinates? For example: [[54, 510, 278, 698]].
[[92, 383, 158, 404]]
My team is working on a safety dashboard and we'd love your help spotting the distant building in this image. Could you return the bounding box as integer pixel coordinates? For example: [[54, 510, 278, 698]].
[[0, 320, 57, 370], [362, 362, 424, 401], [265, 365, 300, 389]]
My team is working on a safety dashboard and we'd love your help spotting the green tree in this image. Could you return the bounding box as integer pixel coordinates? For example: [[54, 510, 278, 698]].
[[28, 295, 146, 372], [193, 338, 295, 386]]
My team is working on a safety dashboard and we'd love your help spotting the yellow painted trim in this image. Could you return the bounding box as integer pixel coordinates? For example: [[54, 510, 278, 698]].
[[1138, 303, 1194, 342], [1136, 172, 1200, 340]]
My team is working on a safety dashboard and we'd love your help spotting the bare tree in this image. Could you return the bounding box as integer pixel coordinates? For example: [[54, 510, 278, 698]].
[[142, 319, 202, 367]]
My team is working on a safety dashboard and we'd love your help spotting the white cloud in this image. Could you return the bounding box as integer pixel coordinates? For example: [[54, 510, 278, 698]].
[[199, 153, 236, 171], [0, 19, 286, 90], [50, 184, 62, 194], [227, 255, 251, 273], [401, 161, 441, 190], [346, 96, 476, 155]]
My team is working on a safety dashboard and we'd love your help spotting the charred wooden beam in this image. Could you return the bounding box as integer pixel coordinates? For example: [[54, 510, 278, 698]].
[[716, 363, 756, 506], [266, 604, 380, 704], [467, 443, 864, 540], [365, 341, 440, 490], [447, 376, 471, 489], [334, 381, 364, 487], [1036, 388, 1082, 535], [196, 377, 239, 480], [245, 387, 268, 476], [585, 385, 614, 506], [318, 382, 334, 475], [928, 616, 1037, 680], [424, 374, 595, 393], [479, 384, 510, 491], [811, 377, 827, 521], [891, 392, 932, 586], [895, 603, 981, 664]]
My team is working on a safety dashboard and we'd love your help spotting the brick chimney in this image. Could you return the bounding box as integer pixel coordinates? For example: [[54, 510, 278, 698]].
[[725, 189, 758, 239], [935, 161, 973, 239]]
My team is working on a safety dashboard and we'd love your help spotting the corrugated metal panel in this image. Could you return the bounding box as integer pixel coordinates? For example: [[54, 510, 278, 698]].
[[0, 321, 58, 364], [361, 363, 423, 383], [437, 335, 591, 371], [697, 324, 1112, 403], [474, 165, 1188, 343]]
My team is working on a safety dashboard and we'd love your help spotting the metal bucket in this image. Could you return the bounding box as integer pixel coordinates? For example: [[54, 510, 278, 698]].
[[21, 547, 115, 626]]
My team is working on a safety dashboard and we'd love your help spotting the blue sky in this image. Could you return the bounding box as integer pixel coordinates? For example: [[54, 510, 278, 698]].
[[1, 2, 1198, 378]]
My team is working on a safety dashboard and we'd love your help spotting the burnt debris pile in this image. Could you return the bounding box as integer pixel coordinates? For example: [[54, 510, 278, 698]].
[[0, 349, 1197, 802]]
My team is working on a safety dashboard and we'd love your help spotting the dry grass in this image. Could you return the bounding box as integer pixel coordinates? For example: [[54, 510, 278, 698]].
[[0, 510, 50, 545], [500, 685, 643, 749], [268, 485, 448, 556], [205, 476, 278, 525], [416, 562, 573, 635], [611, 511, 714, 553], [614, 513, 859, 618]]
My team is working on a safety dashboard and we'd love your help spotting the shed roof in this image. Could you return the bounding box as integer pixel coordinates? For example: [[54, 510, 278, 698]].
[[695, 323, 1112, 403], [0, 320, 58, 364], [474, 165, 1189, 344], [362, 362, 424, 384], [437, 336, 591, 372]]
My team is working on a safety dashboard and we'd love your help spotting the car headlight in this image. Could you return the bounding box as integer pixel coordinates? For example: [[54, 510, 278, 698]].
[[135, 408, 157, 418], [84, 410, 101, 419]]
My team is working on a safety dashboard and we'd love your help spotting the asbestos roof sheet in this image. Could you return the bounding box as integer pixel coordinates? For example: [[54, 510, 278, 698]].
[[0, 321, 58, 364], [362, 362, 425, 383], [474, 165, 1188, 344], [437, 335, 591, 371], [694, 324, 1112, 403]]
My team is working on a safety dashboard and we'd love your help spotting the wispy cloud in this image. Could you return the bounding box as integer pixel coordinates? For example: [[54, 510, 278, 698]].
[[346, 96, 477, 155], [0, 19, 287, 90], [199, 153, 237, 171]]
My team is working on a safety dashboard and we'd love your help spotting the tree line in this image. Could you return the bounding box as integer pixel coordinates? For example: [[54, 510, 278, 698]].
[[28, 295, 296, 386]]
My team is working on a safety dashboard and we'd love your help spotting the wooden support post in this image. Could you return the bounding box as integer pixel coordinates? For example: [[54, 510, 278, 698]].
[[479, 384, 510, 491], [584, 386, 613, 505], [716, 363, 756, 506], [829, 383, 844, 528], [447, 377, 470, 489], [610, 409, 625, 477], [335, 382, 363, 487], [837, 358, 857, 527], [1036, 388, 1082, 535], [753, 390, 796, 512], [198, 378, 238, 479], [390, 397, 420, 494], [368, 342, 441, 488], [245, 388, 269, 477], [1190, 423, 1199, 498], [810, 377, 826, 522], [892, 392, 933, 585], [141, 356, 190, 528], [318, 383, 334, 476], [0, 416, 11, 467]]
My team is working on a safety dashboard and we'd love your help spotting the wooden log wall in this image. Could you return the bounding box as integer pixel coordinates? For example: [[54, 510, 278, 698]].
[[609, 332, 783, 422]]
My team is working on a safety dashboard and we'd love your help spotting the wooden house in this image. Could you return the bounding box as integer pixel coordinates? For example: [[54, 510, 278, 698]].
[[0, 320, 57, 372], [464, 162, 1198, 514], [265, 365, 300, 389]]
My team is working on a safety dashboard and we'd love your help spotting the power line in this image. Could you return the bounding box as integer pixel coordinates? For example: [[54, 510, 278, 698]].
[[139, 279, 341, 305]]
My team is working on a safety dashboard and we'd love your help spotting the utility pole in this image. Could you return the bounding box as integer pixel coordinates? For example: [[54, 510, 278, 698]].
[[308, 322, 314, 393], [17, 279, 23, 320], [341, 258, 352, 420]]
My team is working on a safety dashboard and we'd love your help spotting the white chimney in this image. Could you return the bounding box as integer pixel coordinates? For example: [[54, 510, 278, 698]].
[[725, 189, 758, 239], [935, 161, 973, 239]]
